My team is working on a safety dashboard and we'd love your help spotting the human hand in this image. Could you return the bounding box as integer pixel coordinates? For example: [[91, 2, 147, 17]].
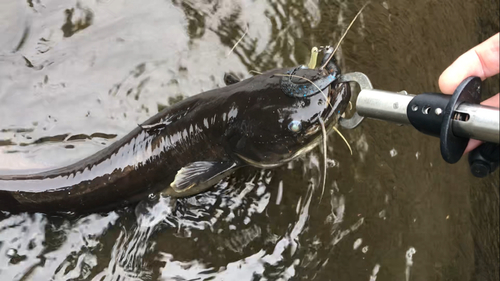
[[439, 32, 500, 154]]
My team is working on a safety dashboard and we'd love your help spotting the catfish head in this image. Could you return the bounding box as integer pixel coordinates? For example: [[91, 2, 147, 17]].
[[225, 65, 351, 168]]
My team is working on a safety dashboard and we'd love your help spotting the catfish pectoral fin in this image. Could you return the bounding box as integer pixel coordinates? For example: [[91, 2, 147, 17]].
[[223, 73, 241, 85], [169, 161, 239, 197]]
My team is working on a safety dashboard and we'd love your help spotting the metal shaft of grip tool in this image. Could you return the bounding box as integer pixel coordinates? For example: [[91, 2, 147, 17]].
[[356, 89, 413, 125], [356, 89, 500, 144]]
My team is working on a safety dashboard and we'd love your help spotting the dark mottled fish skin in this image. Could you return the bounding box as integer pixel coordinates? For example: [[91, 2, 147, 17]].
[[280, 67, 337, 98], [0, 67, 350, 214]]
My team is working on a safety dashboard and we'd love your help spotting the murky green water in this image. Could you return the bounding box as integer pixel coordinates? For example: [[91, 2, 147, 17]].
[[0, 0, 498, 280]]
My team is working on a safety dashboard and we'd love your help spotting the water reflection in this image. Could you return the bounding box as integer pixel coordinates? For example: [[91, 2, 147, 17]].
[[61, 4, 94, 38], [0, 211, 119, 280], [0, 0, 498, 280]]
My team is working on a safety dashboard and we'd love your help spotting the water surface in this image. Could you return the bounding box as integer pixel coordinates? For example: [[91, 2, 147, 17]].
[[0, 0, 498, 280]]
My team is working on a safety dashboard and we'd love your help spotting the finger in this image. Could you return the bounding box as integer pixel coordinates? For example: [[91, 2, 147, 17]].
[[439, 33, 500, 94], [480, 92, 500, 108], [464, 139, 482, 154], [463, 93, 500, 154]]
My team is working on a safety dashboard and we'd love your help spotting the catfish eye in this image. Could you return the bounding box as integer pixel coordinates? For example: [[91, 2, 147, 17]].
[[288, 120, 302, 133]]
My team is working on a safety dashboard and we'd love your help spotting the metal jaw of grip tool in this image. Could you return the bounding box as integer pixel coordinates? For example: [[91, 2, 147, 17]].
[[336, 72, 372, 129]]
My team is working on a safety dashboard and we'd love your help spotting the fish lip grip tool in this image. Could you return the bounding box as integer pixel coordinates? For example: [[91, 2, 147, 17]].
[[337, 72, 499, 177]]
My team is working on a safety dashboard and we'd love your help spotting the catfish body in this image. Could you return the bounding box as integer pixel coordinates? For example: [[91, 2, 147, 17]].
[[0, 67, 350, 214]]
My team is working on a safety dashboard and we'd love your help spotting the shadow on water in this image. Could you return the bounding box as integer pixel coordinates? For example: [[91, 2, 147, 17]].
[[0, 0, 498, 280]]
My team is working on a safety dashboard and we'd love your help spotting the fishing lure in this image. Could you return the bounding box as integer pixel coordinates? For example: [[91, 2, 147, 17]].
[[279, 2, 368, 99], [279, 48, 338, 99]]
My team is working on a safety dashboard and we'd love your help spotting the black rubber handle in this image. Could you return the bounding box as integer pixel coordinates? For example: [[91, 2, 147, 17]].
[[468, 143, 499, 177], [405, 76, 498, 178], [440, 77, 482, 163], [407, 92, 450, 138]]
